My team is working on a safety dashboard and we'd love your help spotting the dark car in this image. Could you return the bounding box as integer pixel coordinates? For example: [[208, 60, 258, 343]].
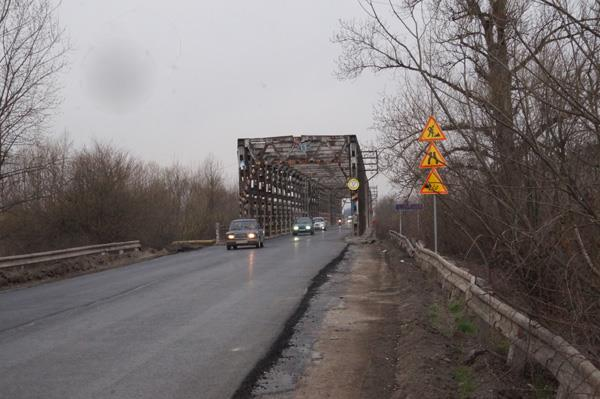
[[226, 219, 264, 250], [292, 217, 314, 236]]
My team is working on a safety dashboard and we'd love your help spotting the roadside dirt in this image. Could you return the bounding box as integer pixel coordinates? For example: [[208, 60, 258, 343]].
[[0, 249, 165, 290], [252, 241, 554, 399]]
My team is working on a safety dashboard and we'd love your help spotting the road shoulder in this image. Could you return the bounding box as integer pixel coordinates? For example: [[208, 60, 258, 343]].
[[252, 241, 544, 399]]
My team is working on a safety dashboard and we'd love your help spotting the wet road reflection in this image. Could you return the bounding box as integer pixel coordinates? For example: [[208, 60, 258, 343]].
[[247, 250, 255, 284]]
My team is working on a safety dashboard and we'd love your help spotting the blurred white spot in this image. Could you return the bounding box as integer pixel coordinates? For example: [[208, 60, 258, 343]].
[[83, 38, 156, 113]]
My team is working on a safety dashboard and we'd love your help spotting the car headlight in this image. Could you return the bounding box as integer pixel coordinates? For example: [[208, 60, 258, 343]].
[[293, 225, 299, 231], [227, 234, 235, 240], [248, 233, 256, 239], [306, 225, 311, 229]]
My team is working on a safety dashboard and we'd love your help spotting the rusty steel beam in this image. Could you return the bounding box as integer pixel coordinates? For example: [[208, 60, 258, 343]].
[[237, 135, 373, 236]]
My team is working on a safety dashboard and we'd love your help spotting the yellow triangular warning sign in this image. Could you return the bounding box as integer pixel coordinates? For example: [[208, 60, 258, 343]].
[[419, 142, 447, 169], [418, 116, 446, 142], [420, 169, 448, 195]]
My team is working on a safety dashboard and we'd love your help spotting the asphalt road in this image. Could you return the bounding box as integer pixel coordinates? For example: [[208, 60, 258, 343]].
[[0, 229, 348, 399]]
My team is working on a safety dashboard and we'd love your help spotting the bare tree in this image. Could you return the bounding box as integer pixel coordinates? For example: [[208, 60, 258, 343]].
[[336, 0, 600, 366], [0, 0, 67, 212]]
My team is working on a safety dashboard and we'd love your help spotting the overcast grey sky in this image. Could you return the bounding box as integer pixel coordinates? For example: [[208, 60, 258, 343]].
[[54, 0, 393, 191]]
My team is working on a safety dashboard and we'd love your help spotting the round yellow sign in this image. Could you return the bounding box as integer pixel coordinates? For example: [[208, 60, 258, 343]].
[[347, 177, 360, 191]]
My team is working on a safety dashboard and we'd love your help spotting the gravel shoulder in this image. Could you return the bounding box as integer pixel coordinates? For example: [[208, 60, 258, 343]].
[[252, 241, 553, 399]]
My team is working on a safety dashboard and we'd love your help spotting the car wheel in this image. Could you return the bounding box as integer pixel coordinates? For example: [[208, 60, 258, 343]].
[[226, 245, 230, 250]]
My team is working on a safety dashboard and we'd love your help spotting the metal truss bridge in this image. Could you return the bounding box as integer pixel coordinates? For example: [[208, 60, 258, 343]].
[[237, 135, 377, 236]]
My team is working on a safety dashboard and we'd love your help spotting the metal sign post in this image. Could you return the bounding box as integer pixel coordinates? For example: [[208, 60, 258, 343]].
[[347, 178, 360, 236], [433, 196, 438, 253], [394, 203, 423, 236], [399, 211, 402, 235]]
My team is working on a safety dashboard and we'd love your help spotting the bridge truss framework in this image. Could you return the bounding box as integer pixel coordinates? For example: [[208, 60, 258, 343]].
[[237, 135, 376, 236]]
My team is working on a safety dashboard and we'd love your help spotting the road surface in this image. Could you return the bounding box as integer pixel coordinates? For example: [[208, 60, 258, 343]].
[[0, 230, 347, 399]]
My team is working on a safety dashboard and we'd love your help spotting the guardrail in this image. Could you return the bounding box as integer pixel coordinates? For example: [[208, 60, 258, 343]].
[[0, 241, 142, 270], [389, 230, 600, 398]]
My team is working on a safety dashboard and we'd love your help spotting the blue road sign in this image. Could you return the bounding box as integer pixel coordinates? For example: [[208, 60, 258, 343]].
[[395, 203, 424, 211]]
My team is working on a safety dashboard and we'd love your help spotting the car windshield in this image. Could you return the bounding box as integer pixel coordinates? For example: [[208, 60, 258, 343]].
[[313, 217, 324, 222], [229, 220, 257, 230], [295, 217, 312, 224]]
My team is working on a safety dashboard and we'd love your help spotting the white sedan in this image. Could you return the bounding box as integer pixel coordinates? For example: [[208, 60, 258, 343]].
[[312, 217, 327, 231]]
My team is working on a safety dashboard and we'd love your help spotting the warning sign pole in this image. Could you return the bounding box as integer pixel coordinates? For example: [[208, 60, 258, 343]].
[[433, 195, 438, 253]]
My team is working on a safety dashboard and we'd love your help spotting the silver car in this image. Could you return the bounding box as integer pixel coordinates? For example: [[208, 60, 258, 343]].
[[312, 217, 327, 231], [226, 219, 265, 249]]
